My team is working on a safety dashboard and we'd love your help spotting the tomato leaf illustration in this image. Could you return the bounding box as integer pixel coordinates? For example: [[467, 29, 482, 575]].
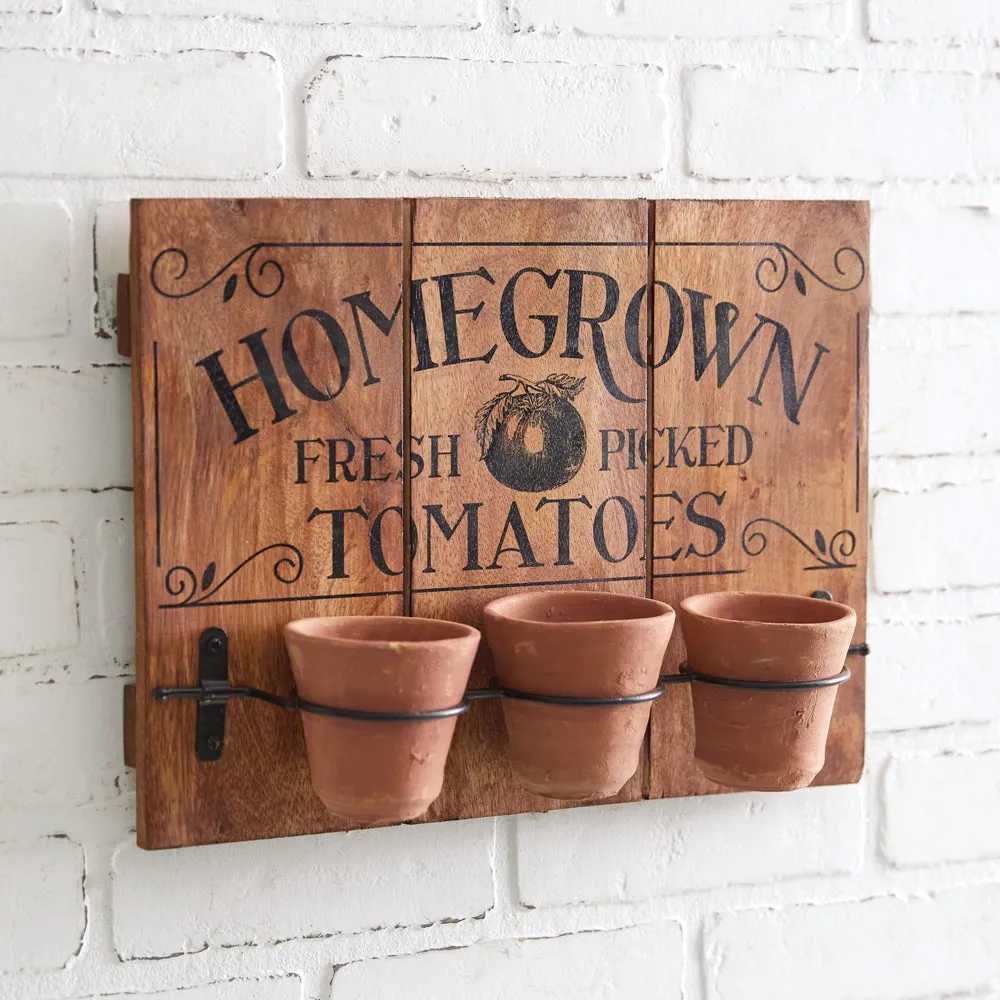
[[201, 562, 217, 591], [223, 274, 238, 302], [794, 270, 807, 296], [541, 373, 586, 400], [814, 530, 827, 556], [474, 391, 513, 459]]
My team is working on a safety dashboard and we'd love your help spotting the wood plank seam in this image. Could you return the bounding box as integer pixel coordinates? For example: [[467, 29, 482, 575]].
[[402, 198, 414, 617], [642, 198, 656, 801]]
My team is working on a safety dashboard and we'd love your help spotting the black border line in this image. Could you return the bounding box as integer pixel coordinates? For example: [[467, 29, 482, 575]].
[[152, 234, 858, 604], [856, 312, 861, 515], [645, 201, 656, 600], [655, 240, 780, 247], [223, 241, 401, 248], [413, 575, 643, 595], [156, 568, 745, 609], [252, 242, 401, 246], [412, 241, 646, 247], [158, 588, 402, 609], [652, 568, 745, 580], [153, 340, 161, 568]]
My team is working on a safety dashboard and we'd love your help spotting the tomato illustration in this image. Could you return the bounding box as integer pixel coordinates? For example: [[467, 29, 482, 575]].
[[474, 373, 587, 492]]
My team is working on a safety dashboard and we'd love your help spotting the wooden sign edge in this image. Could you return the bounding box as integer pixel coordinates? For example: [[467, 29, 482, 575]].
[[126, 197, 871, 849]]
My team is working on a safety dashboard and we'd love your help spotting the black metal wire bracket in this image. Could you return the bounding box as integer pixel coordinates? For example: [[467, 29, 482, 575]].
[[154, 627, 486, 760], [500, 682, 670, 707], [677, 663, 852, 690], [290, 694, 472, 723], [155, 622, 870, 762]]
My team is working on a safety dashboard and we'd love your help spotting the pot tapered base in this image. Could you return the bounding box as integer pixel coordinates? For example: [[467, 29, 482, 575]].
[[502, 698, 651, 802], [509, 766, 636, 801], [694, 757, 821, 792], [312, 790, 438, 825]]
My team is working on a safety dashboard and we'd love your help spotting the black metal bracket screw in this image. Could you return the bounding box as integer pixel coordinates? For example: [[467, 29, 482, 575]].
[[811, 590, 870, 656], [153, 626, 230, 762]]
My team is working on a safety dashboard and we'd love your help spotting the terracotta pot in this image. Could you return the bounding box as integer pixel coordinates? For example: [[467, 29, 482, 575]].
[[482, 590, 675, 799], [283, 616, 480, 824], [678, 591, 857, 792]]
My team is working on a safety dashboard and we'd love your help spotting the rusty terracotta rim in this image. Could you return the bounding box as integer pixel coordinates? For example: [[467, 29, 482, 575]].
[[284, 615, 480, 651], [483, 589, 674, 627], [680, 591, 855, 629]]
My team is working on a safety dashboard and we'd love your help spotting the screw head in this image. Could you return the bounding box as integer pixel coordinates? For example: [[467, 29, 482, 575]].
[[206, 736, 222, 752], [206, 635, 223, 655]]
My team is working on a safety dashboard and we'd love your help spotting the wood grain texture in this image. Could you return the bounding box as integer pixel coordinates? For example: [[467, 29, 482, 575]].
[[130, 197, 869, 848], [122, 683, 136, 769], [116, 273, 131, 357], [648, 199, 869, 799], [410, 199, 650, 821], [131, 199, 405, 848]]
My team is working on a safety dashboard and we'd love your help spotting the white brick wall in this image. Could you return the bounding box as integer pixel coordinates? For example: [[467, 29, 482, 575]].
[[874, 482, 1000, 592], [869, 0, 1000, 43], [873, 207, 1000, 315], [97, 517, 135, 656], [0, 837, 85, 974], [305, 58, 664, 179], [871, 341, 1000, 456], [0, 2, 997, 999], [509, 0, 846, 38], [689, 69, 1000, 181], [330, 924, 684, 1000], [0, 521, 77, 658], [98, 0, 479, 25], [0, 679, 127, 810], [0, 366, 131, 491], [0, 0, 60, 9], [89, 981, 303, 1000], [883, 751, 1000, 867], [112, 820, 495, 959], [94, 201, 131, 341], [517, 784, 862, 907], [0, 202, 70, 341], [867, 617, 1000, 731], [0, 50, 282, 178], [705, 886, 1000, 1000]]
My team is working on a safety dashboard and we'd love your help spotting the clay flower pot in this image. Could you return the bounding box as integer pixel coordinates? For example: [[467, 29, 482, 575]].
[[283, 616, 479, 824], [483, 590, 675, 800], [678, 591, 857, 792]]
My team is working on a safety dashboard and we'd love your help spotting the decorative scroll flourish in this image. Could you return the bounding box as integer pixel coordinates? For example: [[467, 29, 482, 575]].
[[741, 518, 857, 571], [150, 244, 286, 301], [162, 543, 304, 607], [150, 238, 865, 301], [753, 244, 865, 297]]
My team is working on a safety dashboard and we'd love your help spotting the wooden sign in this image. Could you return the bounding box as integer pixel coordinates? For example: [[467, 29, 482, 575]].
[[128, 198, 868, 849], [648, 201, 868, 797]]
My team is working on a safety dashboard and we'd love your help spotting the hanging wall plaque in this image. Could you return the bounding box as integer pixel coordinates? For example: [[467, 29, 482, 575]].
[[127, 198, 868, 849]]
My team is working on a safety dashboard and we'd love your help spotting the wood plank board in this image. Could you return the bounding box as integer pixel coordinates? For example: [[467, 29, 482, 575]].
[[648, 199, 869, 798], [129, 197, 869, 848], [409, 199, 650, 821], [131, 199, 405, 848]]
